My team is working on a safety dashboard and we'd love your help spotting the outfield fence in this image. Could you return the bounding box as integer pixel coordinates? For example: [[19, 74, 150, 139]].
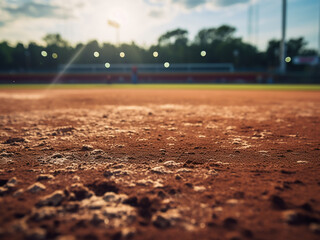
[[59, 63, 235, 73], [0, 63, 319, 84]]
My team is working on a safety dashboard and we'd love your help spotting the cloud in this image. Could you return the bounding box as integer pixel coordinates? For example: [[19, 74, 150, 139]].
[[0, 0, 252, 46], [146, 0, 251, 19], [4, 2, 65, 18], [170, 0, 250, 9], [0, 0, 81, 27], [171, 0, 207, 9], [149, 9, 165, 18], [213, 0, 250, 7], [4, 2, 58, 18]]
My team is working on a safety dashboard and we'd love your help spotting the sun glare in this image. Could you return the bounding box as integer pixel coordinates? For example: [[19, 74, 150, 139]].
[[104, 3, 144, 44]]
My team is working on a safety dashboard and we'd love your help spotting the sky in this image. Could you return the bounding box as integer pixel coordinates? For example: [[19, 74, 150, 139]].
[[0, 0, 319, 51]]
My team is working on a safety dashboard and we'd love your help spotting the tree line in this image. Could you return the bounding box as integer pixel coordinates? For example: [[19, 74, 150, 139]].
[[0, 25, 317, 72]]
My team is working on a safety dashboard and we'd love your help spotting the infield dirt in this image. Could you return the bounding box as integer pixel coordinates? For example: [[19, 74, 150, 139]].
[[0, 88, 319, 240]]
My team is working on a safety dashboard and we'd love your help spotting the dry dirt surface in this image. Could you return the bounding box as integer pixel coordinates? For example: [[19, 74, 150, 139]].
[[0, 88, 319, 240]]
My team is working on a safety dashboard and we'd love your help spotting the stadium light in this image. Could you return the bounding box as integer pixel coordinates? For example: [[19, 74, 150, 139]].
[[105, 62, 111, 68], [52, 53, 58, 59], [41, 51, 48, 57], [94, 51, 100, 58], [153, 51, 159, 58], [164, 62, 170, 68], [108, 19, 120, 45], [120, 52, 125, 58], [201, 51, 206, 57]]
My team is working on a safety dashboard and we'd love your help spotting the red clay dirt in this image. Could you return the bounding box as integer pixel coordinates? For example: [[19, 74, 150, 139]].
[[0, 88, 319, 240]]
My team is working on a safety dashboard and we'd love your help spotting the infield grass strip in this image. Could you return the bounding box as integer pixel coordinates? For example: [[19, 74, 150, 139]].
[[0, 84, 319, 91]]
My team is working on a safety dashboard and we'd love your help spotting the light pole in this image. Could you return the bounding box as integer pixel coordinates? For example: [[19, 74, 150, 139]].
[[108, 20, 120, 45], [279, 0, 287, 73], [318, 0, 320, 56], [248, 3, 253, 44]]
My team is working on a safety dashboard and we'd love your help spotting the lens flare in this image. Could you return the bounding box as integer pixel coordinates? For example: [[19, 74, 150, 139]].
[[285, 57, 291, 63], [105, 62, 111, 68], [41, 51, 48, 57], [94, 51, 100, 57], [47, 44, 86, 90], [52, 53, 58, 59], [201, 51, 206, 57], [153, 51, 159, 57], [120, 52, 125, 58], [164, 62, 170, 68]]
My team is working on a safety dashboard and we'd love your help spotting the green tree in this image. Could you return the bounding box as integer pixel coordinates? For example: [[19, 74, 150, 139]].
[[13, 43, 26, 71], [0, 42, 13, 70], [43, 33, 69, 47], [195, 25, 236, 45], [0, 27, 318, 72], [265, 37, 316, 70], [214, 25, 236, 41], [195, 28, 216, 45], [158, 28, 188, 46]]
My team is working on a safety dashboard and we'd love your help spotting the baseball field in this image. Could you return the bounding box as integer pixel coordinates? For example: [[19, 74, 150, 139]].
[[0, 84, 319, 240]]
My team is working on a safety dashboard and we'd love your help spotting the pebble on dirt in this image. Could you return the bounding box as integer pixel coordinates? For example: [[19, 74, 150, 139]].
[[13, 188, 24, 197], [6, 177, 18, 188], [27, 182, 46, 193], [103, 192, 128, 203], [68, 183, 93, 200], [25, 227, 46, 240], [282, 210, 319, 225], [223, 217, 238, 230], [310, 223, 320, 234], [3, 138, 25, 144], [163, 161, 181, 168], [37, 190, 65, 207], [0, 187, 9, 196], [270, 195, 287, 210], [151, 166, 173, 174], [37, 174, 54, 181], [81, 145, 94, 151], [153, 215, 171, 229], [29, 207, 57, 222]]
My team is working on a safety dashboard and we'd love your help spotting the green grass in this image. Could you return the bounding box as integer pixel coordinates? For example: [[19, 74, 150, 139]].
[[0, 84, 320, 91]]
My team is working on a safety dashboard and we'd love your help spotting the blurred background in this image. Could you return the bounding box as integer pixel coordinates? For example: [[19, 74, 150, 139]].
[[0, 0, 319, 84]]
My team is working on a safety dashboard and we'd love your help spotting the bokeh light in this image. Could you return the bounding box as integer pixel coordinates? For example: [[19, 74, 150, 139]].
[[105, 62, 111, 68], [41, 51, 47, 57], [120, 52, 125, 58], [94, 51, 100, 57], [285, 57, 291, 63], [164, 62, 170, 68], [153, 51, 159, 58], [201, 50, 206, 57], [52, 53, 58, 59]]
